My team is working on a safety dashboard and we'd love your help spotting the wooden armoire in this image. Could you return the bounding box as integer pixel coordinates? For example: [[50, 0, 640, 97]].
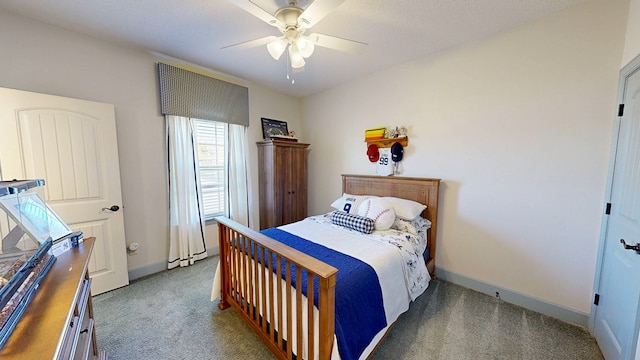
[[257, 140, 310, 229]]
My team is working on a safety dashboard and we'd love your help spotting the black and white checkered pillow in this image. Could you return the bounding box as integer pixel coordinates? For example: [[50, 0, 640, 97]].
[[331, 211, 375, 234]]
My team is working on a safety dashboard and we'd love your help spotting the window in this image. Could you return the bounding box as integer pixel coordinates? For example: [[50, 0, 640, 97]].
[[193, 119, 227, 220]]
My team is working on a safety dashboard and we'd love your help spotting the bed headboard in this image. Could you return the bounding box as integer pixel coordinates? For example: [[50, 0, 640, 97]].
[[341, 174, 441, 277]]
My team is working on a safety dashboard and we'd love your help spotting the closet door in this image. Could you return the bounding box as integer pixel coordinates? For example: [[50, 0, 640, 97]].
[[592, 58, 640, 360]]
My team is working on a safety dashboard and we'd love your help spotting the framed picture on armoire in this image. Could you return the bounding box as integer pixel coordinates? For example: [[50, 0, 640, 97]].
[[261, 118, 289, 139]]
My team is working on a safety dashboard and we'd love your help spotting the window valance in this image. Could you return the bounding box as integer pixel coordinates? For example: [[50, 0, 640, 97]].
[[158, 62, 249, 126]]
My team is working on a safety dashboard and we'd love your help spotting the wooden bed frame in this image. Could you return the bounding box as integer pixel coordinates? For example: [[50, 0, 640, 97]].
[[216, 174, 440, 360]]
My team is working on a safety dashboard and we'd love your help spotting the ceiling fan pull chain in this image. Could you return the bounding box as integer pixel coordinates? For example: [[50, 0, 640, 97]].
[[286, 51, 295, 84]]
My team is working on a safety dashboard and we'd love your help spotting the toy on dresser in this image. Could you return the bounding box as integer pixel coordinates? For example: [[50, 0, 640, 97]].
[[0, 179, 82, 348]]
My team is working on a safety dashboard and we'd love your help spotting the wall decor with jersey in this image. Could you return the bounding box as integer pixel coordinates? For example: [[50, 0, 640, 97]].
[[364, 126, 408, 176]]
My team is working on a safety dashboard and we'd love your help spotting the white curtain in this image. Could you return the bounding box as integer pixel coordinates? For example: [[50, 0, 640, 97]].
[[227, 124, 252, 228], [166, 115, 208, 269], [211, 123, 251, 300]]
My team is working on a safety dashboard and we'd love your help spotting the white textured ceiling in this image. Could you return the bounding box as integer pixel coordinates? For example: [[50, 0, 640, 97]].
[[0, 0, 588, 97]]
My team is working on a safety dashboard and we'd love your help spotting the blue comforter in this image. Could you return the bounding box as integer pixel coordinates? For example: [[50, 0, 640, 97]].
[[261, 228, 387, 360]]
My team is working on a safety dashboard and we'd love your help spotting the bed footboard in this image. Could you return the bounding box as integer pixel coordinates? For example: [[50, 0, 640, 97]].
[[216, 217, 338, 360]]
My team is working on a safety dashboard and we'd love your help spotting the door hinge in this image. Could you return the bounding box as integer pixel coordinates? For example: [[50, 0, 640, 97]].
[[594, 293, 600, 306], [618, 104, 625, 117], [605, 203, 612, 215]]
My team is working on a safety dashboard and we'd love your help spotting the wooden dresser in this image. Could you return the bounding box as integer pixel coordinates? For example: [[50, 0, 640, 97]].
[[257, 140, 310, 229], [0, 237, 106, 359]]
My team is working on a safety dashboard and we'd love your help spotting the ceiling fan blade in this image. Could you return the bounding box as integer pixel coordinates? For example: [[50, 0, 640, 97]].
[[228, 0, 283, 28], [298, 0, 345, 28], [221, 36, 278, 50], [309, 33, 367, 54]]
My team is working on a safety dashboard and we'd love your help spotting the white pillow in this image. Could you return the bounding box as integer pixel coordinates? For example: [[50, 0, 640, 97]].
[[382, 196, 427, 220], [357, 198, 395, 231], [330, 193, 373, 214]]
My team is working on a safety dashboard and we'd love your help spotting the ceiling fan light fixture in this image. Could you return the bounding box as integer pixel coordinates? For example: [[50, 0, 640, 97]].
[[228, 0, 368, 82], [289, 44, 306, 68], [267, 37, 287, 60], [296, 36, 315, 58]]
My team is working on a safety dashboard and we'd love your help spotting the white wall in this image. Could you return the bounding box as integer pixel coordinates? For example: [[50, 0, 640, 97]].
[[622, 0, 640, 67], [0, 11, 302, 274], [302, 0, 627, 314]]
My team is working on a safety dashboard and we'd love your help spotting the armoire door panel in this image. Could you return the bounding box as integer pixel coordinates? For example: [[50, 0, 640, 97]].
[[257, 141, 309, 229]]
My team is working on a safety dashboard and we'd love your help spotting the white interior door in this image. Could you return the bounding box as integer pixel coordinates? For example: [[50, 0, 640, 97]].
[[593, 63, 640, 359], [0, 87, 129, 295]]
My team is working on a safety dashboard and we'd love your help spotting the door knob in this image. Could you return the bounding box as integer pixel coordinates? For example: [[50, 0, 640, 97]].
[[102, 205, 120, 212], [620, 239, 640, 254]]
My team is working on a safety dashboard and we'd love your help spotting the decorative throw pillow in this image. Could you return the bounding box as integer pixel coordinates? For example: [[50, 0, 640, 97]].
[[381, 196, 427, 220], [357, 198, 395, 230], [331, 211, 375, 234], [330, 193, 373, 214]]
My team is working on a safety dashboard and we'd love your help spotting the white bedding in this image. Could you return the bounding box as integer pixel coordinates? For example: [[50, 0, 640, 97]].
[[304, 212, 431, 301], [211, 213, 431, 360]]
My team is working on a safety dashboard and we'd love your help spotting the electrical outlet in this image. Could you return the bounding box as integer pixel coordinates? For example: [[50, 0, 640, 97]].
[[495, 292, 500, 299]]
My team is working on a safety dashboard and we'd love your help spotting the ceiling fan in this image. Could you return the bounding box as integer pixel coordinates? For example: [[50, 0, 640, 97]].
[[224, 0, 367, 73]]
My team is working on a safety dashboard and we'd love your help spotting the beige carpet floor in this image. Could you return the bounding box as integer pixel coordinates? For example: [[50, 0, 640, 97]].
[[92, 256, 603, 360]]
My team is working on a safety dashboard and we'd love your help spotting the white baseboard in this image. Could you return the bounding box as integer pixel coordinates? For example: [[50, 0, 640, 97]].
[[127, 247, 220, 281], [128, 262, 166, 281], [436, 268, 589, 328]]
